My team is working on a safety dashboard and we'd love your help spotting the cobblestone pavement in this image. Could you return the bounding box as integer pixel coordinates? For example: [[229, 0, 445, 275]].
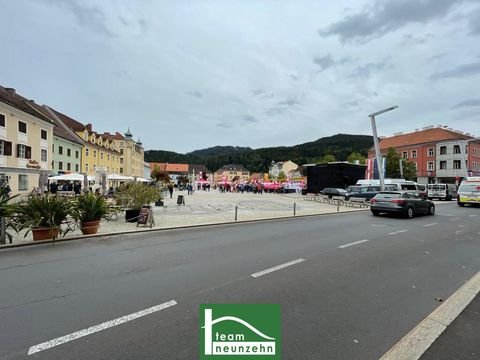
[[7, 190, 367, 244]]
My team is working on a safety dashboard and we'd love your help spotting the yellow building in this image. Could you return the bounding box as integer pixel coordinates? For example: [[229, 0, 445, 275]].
[[48, 108, 121, 176], [102, 129, 144, 177], [0, 87, 54, 195], [214, 164, 250, 182]]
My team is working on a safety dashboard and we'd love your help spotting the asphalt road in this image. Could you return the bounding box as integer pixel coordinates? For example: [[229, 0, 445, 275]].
[[0, 202, 479, 359]]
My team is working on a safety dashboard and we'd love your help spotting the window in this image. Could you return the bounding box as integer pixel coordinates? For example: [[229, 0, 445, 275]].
[[18, 174, 28, 190], [440, 146, 447, 155], [93, 150, 97, 158], [454, 145, 461, 154], [75, 150, 79, 159], [67, 148, 71, 157], [16, 144, 31, 159], [100, 152, 104, 160], [0, 140, 12, 156], [85, 148, 89, 156], [107, 154, 110, 161], [0, 113, 5, 127], [58, 146, 63, 155], [18, 121, 27, 133], [85, 164, 89, 172], [75, 164, 79, 172], [120, 157, 123, 164], [428, 148, 434, 157], [402, 151, 408, 159], [52, 144, 54, 153], [41, 149, 47, 162], [120, 167, 123, 174], [58, 161, 63, 170], [411, 150, 417, 158], [453, 160, 461, 169], [440, 161, 447, 169], [428, 161, 435, 171], [413, 162, 417, 170], [41, 129, 47, 140], [67, 163, 71, 171], [120, 149, 124, 155]]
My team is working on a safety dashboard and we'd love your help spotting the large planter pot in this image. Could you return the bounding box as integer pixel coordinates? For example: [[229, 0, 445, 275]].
[[31, 227, 60, 241], [80, 220, 101, 235], [125, 209, 141, 223]]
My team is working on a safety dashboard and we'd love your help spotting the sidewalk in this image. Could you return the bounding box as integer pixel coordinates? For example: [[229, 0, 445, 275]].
[[419, 293, 480, 360], [4, 190, 367, 245]]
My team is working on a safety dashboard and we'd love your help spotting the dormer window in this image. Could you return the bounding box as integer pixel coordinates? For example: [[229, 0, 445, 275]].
[[90, 135, 95, 143]]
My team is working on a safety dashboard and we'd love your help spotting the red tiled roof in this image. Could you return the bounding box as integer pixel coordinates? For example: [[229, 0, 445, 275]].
[[379, 128, 473, 150], [0, 86, 53, 124], [49, 107, 87, 132], [150, 162, 189, 173]]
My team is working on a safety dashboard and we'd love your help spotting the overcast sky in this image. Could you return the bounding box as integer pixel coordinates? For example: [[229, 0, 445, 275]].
[[1, 0, 479, 153]]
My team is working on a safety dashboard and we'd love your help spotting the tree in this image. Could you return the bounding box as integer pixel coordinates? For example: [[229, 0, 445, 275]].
[[151, 167, 171, 184], [277, 171, 286, 181], [385, 147, 417, 180], [177, 175, 189, 185], [347, 152, 366, 164], [321, 154, 336, 163]]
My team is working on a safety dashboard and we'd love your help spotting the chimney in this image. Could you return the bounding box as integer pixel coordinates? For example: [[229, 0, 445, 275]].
[[5, 88, 16, 97], [86, 123, 92, 132]]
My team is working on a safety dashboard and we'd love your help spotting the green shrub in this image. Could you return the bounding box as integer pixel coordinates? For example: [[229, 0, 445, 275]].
[[115, 182, 161, 210], [75, 192, 110, 222]]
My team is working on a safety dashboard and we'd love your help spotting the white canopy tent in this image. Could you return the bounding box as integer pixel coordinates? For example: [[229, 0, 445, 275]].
[[135, 177, 152, 182], [107, 174, 135, 182], [49, 173, 95, 181]]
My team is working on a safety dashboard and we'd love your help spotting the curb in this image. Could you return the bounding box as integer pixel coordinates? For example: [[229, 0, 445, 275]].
[[0, 207, 369, 250], [379, 271, 480, 360]]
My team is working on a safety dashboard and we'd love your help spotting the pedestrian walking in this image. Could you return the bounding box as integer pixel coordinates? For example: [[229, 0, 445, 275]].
[[168, 183, 174, 198]]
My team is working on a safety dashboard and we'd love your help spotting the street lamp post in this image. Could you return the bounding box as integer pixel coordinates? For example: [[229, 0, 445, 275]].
[[369, 106, 398, 191]]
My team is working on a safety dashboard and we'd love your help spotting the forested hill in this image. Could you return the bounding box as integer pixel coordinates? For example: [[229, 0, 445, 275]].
[[144, 134, 373, 173]]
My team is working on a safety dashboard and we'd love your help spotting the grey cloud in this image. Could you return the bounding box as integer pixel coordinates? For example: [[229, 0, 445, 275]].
[[277, 97, 301, 107], [430, 61, 480, 79], [344, 100, 360, 108], [468, 10, 480, 35], [251, 89, 274, 99], [319, 0, 464, 42], [350, 60, 392, 79], [43, 0, 113, 37], [452, 98, 480, 109], [402, 33, 434, 44], [112, 70, 128, 77], [119, 16, 129, 26], [138, 19, 148, 33], [289, 74, 299, 81], [242, 115, 259, 123], [265, 107, 286, 116], [312, 55, 350, 71], [216, 122, 232, 128], [187, 91, 203, 98]]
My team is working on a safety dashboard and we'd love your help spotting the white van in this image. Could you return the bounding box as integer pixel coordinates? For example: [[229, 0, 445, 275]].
[[356, 179, 418, 191], [457, 177, 480, 207], [427, 183, 457, 201]]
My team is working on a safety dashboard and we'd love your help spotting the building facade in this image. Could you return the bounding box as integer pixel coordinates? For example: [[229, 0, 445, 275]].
[[0, 87, 54, 195], [103, 129, 144, 177], [269, 160, 298, 179], [214, 164, 250, 182], [368, 126, 479, 183], [49, 107, 122, 176]]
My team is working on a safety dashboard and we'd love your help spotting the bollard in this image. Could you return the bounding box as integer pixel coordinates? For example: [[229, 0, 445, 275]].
[[337, 200, 340, 212], [235, 206, 238, 221], [0, 217, 5, 245], [293, 202, 296, 216]]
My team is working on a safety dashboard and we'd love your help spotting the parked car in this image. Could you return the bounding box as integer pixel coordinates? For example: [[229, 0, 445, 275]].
[[427, 183, 457, 201], [457, 177, 480, 207], [321, 188, 347, 198], [370, 191, 435, 218], [345, 186, 380, 201]]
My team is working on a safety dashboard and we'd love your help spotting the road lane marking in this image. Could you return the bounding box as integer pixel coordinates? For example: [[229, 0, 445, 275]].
[[424, 223, 438, 227], [379, 272, 480, 360], [338, 239, 369, 249], [388, 229, 408, 235], [27, 300, 177, 355], [251, 258, 305, 278], [468, 214, 477, 217], [449, 218, 460, 221]]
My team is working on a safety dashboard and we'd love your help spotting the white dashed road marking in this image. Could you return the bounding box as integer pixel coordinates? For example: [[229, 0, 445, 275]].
[[449, 218, 460, 221], [388, 229, 408, 235], [27, 300, 177, 355], [338, 239, 369, 249], [468, 214, 477, 217], [423, 223, 438, 227], [251, 258, 305, 278]]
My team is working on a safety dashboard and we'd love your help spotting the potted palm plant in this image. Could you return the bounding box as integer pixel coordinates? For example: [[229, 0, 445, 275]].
[[115, 182, 161, 222], [75, 192, 110, 235], [10, 194, 76, 241]]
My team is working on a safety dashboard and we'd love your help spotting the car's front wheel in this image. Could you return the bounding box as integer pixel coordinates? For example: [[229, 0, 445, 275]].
[[428, 205, 435, 215], [371, 210, 380, 216], [405, 207, 415, 218], [458, 202, 465, 207]]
